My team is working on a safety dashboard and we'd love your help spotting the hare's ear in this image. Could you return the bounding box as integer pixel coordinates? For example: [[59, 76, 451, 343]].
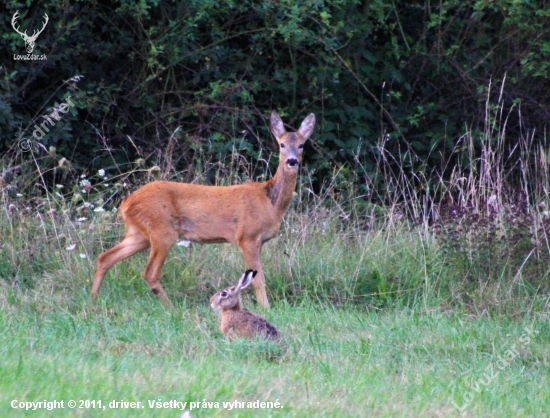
[[237, 269, 256, 290]]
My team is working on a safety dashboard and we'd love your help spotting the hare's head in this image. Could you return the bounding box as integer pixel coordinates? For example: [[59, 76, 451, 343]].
[[210, 270, 257, 311]]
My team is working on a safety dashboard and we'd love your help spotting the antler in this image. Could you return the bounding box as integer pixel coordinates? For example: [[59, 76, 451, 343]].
[[27, 13, 49, 42], [11, 11, 26, 37], [11, 12, 48, 41]]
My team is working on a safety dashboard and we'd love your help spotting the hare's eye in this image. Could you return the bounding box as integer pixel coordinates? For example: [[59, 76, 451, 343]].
[[221, 291, 228, 298], [280, 143, 285, 148], [298, 144, 304, 149]]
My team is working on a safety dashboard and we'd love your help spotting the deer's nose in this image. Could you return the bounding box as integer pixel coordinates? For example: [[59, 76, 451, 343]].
[[287, 158, 298, 167]]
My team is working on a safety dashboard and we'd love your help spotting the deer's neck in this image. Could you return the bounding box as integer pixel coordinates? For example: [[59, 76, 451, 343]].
[[265, 163, 298, 214]]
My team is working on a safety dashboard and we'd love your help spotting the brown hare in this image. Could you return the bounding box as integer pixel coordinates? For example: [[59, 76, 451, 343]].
[[210, 270, 282, 342]]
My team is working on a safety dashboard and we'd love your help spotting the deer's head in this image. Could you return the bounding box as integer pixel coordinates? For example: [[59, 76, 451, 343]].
[[12, 11, 49, 54], [270, 111, 315, 171]]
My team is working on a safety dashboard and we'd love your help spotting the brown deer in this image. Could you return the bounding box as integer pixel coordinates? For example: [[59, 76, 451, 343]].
[[91, 111, 315, 308]]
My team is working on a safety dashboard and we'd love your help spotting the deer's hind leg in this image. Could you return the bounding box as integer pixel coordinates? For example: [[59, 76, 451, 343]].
[[92, 225, 150, 300]]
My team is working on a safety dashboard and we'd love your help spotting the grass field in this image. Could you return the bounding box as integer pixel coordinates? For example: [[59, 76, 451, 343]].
[[1, 129, 550, 417], [1, 200, 549, 417], [1, 290, 548, 417]]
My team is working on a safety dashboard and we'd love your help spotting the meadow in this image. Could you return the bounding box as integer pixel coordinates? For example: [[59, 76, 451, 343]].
[[1, 127, 550, 418]]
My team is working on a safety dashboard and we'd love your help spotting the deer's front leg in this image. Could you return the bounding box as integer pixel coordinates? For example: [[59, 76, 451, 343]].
[[239, 239, 269, 308]]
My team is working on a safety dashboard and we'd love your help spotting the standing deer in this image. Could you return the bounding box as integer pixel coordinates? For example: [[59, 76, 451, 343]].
[[92, 111, 315, 308], [11, 12, 49, 54]]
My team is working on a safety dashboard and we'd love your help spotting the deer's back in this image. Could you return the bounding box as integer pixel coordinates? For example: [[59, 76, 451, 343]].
[[120, 181, 283, 244]]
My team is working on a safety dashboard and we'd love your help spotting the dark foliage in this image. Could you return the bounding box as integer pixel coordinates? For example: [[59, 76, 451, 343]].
[[1, 0, 549, 197]]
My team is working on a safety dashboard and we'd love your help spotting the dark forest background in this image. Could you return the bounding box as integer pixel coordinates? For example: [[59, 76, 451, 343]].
[[1, 0, 549, 204]]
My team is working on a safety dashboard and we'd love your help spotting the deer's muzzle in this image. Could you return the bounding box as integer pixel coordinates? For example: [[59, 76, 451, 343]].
[[286, 158, 299, 167]]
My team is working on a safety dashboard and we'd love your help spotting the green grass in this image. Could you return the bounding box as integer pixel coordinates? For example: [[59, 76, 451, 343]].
[[2, 136, 550, 417], [1, 203, 549, 417], [1, 289, 548, 417], [1, 203, 550, 417]]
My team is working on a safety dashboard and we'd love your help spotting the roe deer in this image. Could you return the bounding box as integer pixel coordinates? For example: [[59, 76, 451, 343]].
[[91, 111, 315, 308]]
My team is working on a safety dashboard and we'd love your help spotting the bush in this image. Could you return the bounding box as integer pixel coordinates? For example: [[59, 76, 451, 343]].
[[2, 0, 549, 201]]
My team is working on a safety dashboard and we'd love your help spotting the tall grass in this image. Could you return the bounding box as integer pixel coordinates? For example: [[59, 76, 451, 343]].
[[1, 99, 550, 416], [1, 95, 550, 312]]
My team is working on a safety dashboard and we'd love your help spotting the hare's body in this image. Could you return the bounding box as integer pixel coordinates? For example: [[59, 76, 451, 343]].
[[211, 270, 282, 341], [221, 307, 281, 341]]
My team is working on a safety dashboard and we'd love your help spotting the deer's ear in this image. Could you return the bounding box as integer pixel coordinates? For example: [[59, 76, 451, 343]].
[[298, 113, 316, 140], [270, 111, 286, 139]]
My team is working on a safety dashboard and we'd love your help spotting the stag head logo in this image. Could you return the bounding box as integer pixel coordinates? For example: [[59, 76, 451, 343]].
[[11, 11, 49, 54]]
